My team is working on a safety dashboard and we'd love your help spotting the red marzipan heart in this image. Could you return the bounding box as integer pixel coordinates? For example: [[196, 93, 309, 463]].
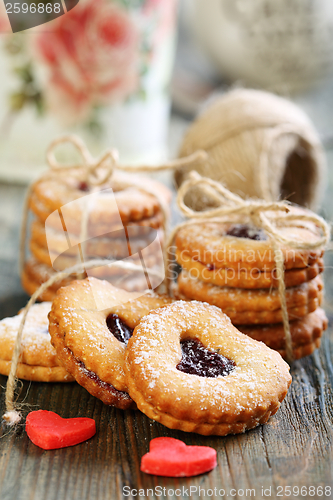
[[26, 410, 96, 450], [140, 437, 217, 477]]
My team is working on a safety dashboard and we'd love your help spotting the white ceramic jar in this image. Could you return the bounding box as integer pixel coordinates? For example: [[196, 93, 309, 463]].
[[0, 0, 178, 182], [187, 0, 333, 94]]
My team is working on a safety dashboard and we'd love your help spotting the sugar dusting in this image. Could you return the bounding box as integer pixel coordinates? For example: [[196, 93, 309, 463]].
[[0, 302, 52, 352], [128, 301, 291, 416]]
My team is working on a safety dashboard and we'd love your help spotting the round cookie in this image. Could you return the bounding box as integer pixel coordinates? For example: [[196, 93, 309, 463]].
[[176, 272, 323, 324], [29, 170, 170, 231], [238, 308, 328, 358], [176, 249, 324, 289], [34, 210, 165, 241], [22, 257, 162, 302], [175, 219, 324, 272], [0, 302, 74, 382], [277, 338, 322, 361], [22, 258, 81, 302], [124, 301, 291, 436], [21, 270, 57, 302], [31, 220, 164, 260], [48, 277, 173, 408], [29, 238, 160, 273]]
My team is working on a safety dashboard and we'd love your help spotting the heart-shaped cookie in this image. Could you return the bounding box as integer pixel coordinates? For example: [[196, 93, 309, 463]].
[[26, 410, 96, 450], [140, 437, 217, 477]]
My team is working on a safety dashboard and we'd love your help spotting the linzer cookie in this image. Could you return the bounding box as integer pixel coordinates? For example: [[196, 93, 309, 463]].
[[174, 214, 327, 360], [48, 277, 173, 408], [31, 220, 164, 260], [21, 258, 78, 302], [0, 302, 73, 382], [124, 301, 291, 436], [238, 308, 328, 360], [29, 238, 160, 274], [22, 256, 162, 301], [29, 170, 170, 231], [175, 220, 324, 272], [22, 166, 170, 300], [177, 272, 323, 324], [176, 249, 324, 289]]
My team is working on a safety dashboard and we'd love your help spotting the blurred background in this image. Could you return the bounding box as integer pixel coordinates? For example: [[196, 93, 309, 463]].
[[1, 0, 333, 304]]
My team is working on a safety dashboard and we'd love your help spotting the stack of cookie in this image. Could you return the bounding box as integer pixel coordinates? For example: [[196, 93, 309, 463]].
[[1, 277, 291, 436], [22, 171, 171, 300], [48, 278, 291, 436], [48, 278, 174, 409], [174, 219, 327, 360], [0, 302, 74, 382]]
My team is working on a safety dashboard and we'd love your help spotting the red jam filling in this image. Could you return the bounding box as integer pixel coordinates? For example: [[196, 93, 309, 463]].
[[106, 314, 133, 345], [76, 358, 131, 399], [176, 339, 235, 378], [226, 224, 267, 241]]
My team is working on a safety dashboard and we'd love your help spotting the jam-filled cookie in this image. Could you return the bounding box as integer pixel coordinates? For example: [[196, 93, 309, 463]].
[[22, 169, 170, 301], [48, 277, 173, 409], [29, 238, 160, 274], [21, 258, 76, 302], [29, 171, 170, 233], [124, 301, 291, 436], [174, 213, 326, 360], [176, 272, 323, 324], [22, 253, 162, 302], [31, 219, 164, 260], [176, 249, 324, 289], [175, 219, 324, 272], [238, 308, 328, 359], [0, 302, 74, 382]]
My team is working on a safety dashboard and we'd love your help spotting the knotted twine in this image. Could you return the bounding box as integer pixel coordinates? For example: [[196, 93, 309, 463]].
[[5, 135, 207, 426], [165, 171, 330, 364], [19, 134, 207, 274]]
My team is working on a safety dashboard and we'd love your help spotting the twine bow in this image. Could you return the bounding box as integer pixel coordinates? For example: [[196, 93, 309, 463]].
[[166, 171, 330, 364]]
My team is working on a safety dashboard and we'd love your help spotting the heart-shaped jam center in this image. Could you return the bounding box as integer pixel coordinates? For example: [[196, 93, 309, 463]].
[[176, 339, 235, 378], [106, 314, 133, 345], [226, 223, 267, 241]]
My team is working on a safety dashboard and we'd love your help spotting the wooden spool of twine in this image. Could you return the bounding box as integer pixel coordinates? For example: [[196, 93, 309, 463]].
[[165, 171, 330, 366], [175, 89, 326, 211], [4, 135, 207, 426]]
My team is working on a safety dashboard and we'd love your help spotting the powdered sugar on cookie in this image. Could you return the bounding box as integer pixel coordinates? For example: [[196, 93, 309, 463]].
[[125, 301, 291, 436]]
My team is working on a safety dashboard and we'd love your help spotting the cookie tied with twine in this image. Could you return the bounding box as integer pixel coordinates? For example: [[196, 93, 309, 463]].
[[166, 171, 330, 364], [176, 89, 326, 211], [20, 135, 208, 275], [5, 135, 207, 426]]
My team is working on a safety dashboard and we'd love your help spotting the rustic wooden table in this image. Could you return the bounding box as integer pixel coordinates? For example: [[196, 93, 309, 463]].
[[1, 101, 333, 499]]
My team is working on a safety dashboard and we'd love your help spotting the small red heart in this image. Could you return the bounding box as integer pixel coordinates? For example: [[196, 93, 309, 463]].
[[26, 410, 96, 450], [140, 437, 217, 477]]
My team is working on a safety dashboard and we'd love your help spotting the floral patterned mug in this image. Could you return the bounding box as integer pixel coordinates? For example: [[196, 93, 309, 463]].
[[0, 0, 178, 181]]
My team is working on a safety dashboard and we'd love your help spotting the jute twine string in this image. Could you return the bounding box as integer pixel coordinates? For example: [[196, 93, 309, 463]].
[[177, 89, 326, 210], [6, 135, 207, 426], [165, 171, 330, 365]]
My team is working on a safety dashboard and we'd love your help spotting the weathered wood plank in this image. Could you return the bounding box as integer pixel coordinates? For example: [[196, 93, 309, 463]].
[[1, 184, 333, 500], [1, 324, 333, 500]]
